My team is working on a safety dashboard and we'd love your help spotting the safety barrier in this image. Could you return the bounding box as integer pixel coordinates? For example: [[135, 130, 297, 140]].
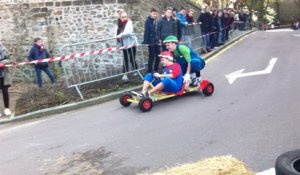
[[60, 34, 147, 99], [181, 21, 251, 53]]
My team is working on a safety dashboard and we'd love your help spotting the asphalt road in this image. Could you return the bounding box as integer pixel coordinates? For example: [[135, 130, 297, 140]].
[[1, 29, 300, 175]]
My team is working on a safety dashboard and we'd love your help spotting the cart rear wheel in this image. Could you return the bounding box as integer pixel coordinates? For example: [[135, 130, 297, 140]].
[[119, 93, 132, 107], [138, 97, 153, 112], [203, 82, 214, 96]]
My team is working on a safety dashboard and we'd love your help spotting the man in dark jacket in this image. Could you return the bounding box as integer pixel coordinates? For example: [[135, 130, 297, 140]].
[[157, 7, 177, 51], [197, 7, 213, 51], [224, 10, 234, 41], [143, 8, 160, 73], [217, 10, 226, 45], [238, 11, 246, 31], [211, 11, 220, 49], [28, 37, 55, 88]]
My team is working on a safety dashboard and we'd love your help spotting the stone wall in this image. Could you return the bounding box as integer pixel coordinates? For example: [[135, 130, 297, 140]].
[[0, 0, 201, 61], [0, 0, 127, 60]]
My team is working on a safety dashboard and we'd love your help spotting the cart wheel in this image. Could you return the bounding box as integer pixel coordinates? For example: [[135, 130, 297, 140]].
[[119, 93, 132, 107], [138, 97, 153, 112], [203, 82, 214, 96]]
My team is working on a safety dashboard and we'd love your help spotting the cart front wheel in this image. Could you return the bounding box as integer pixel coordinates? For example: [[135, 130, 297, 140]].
[[138, 97, 153, 112]]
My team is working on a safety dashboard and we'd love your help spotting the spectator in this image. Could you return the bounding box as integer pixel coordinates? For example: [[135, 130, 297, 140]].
[[176, 7, 188, 26], [211, 10, 220, 49], [143, 8, 160, 73], [28, 38, 55, 88], [234, 10, 240, 30], [197, 6, 213, 52], [0, 43, 12, 116], [245, 10, 250, 30], [185, 9, 196, 48], [116, 11, 138, 82], [217, 10, 225, 45], [157, 7, 177, 51], [172, 7, 183, 41], [231, 11, 237, 30], [176, 7, 188, 42], [293, 19, 299, 30], [239, 10, 247, 31], [224, 10, 234, 41], [274, 19, 280, 28]]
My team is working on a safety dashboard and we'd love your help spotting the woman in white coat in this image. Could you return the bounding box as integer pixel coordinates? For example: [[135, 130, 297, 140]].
[[116, 12, 138, 81], [0, 43, 12, 116]]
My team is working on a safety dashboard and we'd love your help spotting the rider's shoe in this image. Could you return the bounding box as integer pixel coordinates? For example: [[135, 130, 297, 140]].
[[139, 91, 158, 101], [4, 108, 12, 116], [138, 91, 147, 98], [190, 77, 200, 87], [122, 74, 129, 82]]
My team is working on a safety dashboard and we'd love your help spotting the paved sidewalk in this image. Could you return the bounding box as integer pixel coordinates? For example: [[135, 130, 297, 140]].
[[0, 30, 254, 124]]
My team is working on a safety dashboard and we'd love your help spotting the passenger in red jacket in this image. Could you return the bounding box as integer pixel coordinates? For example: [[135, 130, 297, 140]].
[[140, 51, 183, 99]]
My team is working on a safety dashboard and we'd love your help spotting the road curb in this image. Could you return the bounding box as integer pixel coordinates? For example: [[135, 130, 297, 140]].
[[0, 30, 255, 124], [0, 85, 142, 124]]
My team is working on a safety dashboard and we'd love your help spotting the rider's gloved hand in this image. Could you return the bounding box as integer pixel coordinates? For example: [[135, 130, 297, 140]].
[[153, 72, 161, 78], [183, 73, 191, 84]]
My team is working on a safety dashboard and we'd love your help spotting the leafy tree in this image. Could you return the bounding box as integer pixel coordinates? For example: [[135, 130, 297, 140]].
[[191, 0, 204, 6], [232, 0, 276, 25]]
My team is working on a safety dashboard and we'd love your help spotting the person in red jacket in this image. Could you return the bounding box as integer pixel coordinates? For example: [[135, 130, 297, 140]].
[[140, 51, 183, 99]]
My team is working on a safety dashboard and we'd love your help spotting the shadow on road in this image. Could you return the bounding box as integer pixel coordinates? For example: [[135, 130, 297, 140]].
[[42, 147, 147, 175]]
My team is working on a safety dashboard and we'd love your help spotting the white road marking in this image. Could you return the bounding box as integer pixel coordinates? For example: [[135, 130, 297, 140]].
[[265, 29, 293, 32], [225, 58, 278, 84], [293, 34, 300, 37], [256, 167, 275, 175]]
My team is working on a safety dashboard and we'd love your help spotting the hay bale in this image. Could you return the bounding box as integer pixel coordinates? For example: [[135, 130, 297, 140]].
[[140, 155, 254, 175]]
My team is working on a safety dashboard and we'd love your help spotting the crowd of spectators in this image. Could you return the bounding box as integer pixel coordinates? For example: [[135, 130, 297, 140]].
[[116, 6, 252, 81], [142, 5, 251, 74]]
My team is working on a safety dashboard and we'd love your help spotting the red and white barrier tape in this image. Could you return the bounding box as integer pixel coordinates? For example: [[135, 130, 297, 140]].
[[0, 23, 245, 68], [0, 44, 138, 68]]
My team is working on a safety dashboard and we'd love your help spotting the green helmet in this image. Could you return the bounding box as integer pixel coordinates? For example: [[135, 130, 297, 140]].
[[163, 35, 178, 43]]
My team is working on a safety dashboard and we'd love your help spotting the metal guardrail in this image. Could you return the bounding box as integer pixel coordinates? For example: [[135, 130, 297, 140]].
[[60, 34, 147, 99]]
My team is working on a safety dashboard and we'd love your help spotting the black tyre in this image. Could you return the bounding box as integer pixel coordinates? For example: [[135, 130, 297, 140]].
[[275, 149, 300, 175], [203, 82, 214, 96], [119, 93, 132, 107], [138, 97, 153, 112]]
